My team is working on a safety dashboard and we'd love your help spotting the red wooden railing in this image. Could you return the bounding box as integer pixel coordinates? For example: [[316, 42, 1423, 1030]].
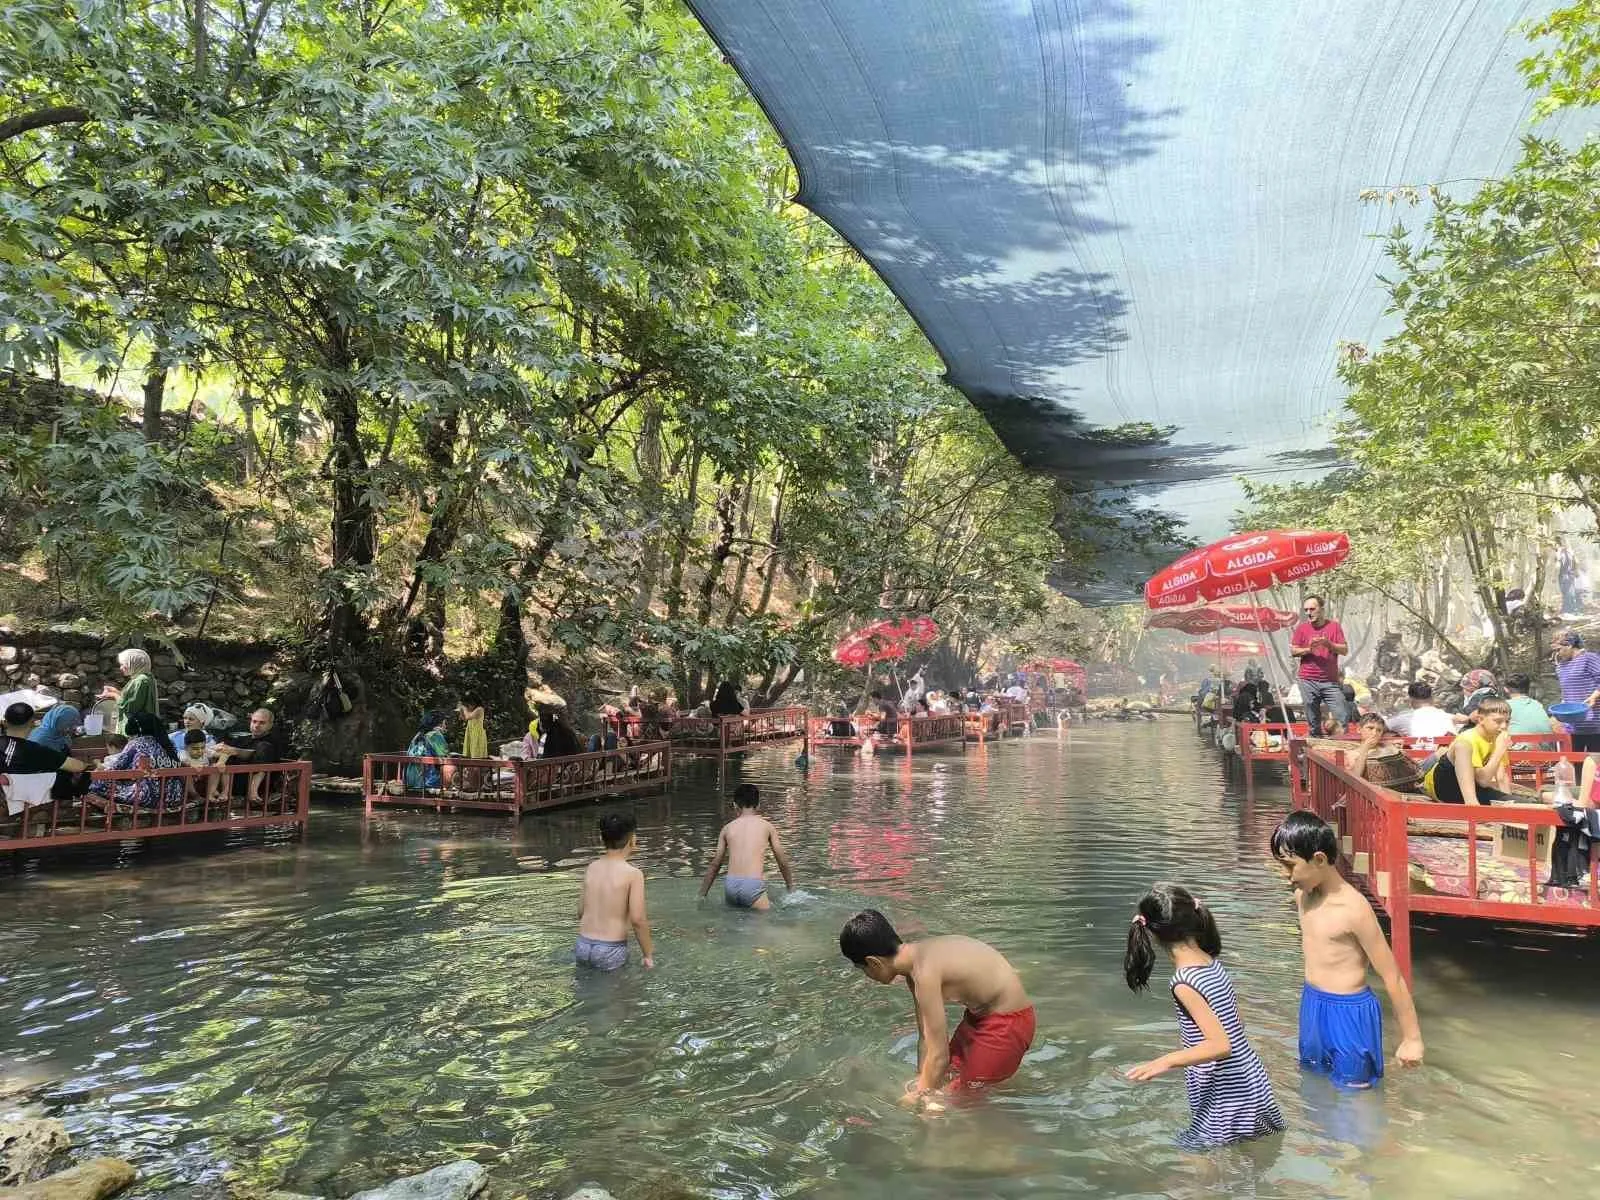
[[964, 710, 1005, 743], [0, 761, 311, 851], [363, 753, 528, 813], [670, 707, 807, 754], [1303, 746, 1600, 982], [896, 713, 965, 752], [519, 743, 672, 810], [363, 743, 674, 814], [803, 712, 966, 754], [1000, 701, 1030, 733]]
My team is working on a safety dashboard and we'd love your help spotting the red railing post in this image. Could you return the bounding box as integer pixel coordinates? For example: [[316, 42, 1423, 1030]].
[[1385, 798, 1413, 985]]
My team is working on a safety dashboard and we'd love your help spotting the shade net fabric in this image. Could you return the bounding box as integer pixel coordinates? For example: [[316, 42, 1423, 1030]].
[[683, 0, 1591, 598]]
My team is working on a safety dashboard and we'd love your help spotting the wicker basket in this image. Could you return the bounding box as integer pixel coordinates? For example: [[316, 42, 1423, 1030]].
[[1363, 748, 1424, 791]]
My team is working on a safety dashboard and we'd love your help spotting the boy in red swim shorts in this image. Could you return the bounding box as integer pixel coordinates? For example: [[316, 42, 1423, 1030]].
[[840, 909, 1036, 1108]]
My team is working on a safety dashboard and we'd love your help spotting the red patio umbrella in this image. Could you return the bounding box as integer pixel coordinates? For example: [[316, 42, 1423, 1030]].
[[1183, 637, 1265, 658], [1020, 657, 1084, 674], [832, 616, 940, 667], [1020, 658, 1087, 689], [1144, 530, 1350, 610], [1146, 603, 1297, 634]]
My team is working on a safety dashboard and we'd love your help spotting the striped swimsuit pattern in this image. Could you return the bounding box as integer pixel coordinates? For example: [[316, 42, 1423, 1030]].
[[1170, 961, 1286, 1149]]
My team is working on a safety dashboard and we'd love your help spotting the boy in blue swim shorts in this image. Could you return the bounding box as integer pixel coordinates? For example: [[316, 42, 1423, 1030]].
[[1271, 811, 1423, 1086], [698, 784, 795, 910]]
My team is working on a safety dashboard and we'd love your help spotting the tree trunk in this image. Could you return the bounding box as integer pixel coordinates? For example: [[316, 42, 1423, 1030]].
[[633, 402, 665, 613], [665, 442, 702, 622], [323, 381, 376, 653], [752, 477, 786, 618], [141, 363, 168, 444], [721, 473, 757, 624]]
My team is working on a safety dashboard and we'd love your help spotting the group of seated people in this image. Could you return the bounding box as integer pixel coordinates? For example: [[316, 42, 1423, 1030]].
[[1, 697, 288, 823]]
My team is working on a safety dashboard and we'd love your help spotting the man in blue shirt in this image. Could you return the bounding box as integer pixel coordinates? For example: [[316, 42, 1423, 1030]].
[[1553, 631, 1600, 752]]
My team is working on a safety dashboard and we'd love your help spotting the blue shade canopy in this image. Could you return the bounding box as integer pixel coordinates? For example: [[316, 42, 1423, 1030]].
[[684, 0, 1588, 595]]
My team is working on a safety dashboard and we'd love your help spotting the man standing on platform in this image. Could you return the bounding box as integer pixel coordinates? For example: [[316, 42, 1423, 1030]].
[[1552, 631, 1600, 752], [1290, 595, 1349, 737]]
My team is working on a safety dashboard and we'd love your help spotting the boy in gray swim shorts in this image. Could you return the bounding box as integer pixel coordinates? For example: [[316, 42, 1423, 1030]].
[[575, 812, 654, 970], [699, 784, 795, 911]]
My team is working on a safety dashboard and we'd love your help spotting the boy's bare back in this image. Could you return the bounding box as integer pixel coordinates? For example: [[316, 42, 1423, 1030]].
[[579, 856, 643, 943], [1296, 877, 1378, 993], [907, 935, 1029, 1014], [723, 811, 780, 878]]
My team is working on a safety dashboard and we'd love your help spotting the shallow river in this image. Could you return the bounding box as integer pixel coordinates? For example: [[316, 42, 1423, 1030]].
[[5, 723, 1600, 1199]]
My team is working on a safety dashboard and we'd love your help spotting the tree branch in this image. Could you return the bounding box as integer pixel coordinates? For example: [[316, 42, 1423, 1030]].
[[0, 106, 93, 144]]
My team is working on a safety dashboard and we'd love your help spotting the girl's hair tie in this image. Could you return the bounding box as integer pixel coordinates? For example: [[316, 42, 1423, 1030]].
[[1132, 914, 1147, 927]]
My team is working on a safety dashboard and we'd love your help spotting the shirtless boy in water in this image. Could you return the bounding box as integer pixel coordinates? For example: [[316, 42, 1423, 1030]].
[[1271, 810, 1423, 1086], [840, 909, 1035, 1108], [575, 812, 654, 971], [698, 784, 795, 909]]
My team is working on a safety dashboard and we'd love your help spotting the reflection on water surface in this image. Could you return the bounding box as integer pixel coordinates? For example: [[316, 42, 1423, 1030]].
[[3, 725, 1600, 1199]]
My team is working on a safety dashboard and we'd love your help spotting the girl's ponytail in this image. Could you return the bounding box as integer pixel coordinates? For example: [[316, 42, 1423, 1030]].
[[1124, 883, 1222, 990], [1195, 901, 1222, 958], [1124, 905, 1158, 992]]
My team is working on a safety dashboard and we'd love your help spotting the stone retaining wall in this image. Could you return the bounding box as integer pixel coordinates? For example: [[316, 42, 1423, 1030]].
[[0, 628, 283, 725]]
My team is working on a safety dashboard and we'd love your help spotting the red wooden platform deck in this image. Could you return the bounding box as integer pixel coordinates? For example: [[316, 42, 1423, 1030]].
[[670, 707, 807, 756], [1303, 745, 1600, 982], [1000, 700, 1030, 735], [964, 710, 1006, 743], [362, 743, 673, 814], [805, 713, 966, 754], [1235, 720, 1569, 800], [0, 761, 311, 853]]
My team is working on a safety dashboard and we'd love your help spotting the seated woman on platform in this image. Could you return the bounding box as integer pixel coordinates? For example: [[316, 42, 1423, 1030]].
[[403, 710, 452, 791], [540, 706, 584, 758], [90, 712, 185, 811], [710, 681, 745, 717], [827, 703, 856, 738], [176, 703, 217, 750]]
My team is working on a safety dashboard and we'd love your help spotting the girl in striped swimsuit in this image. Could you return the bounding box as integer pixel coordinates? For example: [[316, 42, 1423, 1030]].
[[1124, 883, 1285, 1150]]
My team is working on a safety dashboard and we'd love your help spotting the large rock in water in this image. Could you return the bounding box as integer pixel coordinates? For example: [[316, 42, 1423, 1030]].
[[0, 1119, 71, 1186], [5, 1157, 136, 1200], [562, 1190, 614, 1200], [345, 1163, 486, 1200]]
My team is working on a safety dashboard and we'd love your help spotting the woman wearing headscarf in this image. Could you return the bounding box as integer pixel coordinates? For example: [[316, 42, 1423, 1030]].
[[90, 711, 184, 810], [540, 706, 583, 758], [710, 680, 745, 717], [177, 702, 216, 749], [26, 704, 94, 802], [99, 648, 159, 734], [28, 704, 80, 754], [404, 709, 452, 791]]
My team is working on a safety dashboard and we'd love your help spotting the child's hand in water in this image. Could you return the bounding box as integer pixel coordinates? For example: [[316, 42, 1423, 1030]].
[[1395, 1036, 1423, 1066], [898, 1082, 947, 1113], [1125, 1058, 1171, 1081], [642, 956, 655, 970]]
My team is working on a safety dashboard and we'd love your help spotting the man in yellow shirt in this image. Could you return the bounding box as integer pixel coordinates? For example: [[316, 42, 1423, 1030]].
[[1421, 698, 1513, 805]]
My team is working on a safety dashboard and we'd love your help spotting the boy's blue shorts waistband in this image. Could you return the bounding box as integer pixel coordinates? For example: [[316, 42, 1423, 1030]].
[[1301, 983, 1377, 1004]]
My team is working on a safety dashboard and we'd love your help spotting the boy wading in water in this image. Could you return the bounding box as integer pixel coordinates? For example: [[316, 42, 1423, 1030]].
[[840, 909, 1035, 1109], [1272, 811, 1423, 1086], [698, 783, 795, 910], [575, 812, 654, 971]]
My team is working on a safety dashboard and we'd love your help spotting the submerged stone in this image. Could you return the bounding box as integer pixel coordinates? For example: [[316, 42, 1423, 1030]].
[[5, 1157, 136, 1200], [0, 1120, 72, 1187], [345, 1162, 486, 1200]]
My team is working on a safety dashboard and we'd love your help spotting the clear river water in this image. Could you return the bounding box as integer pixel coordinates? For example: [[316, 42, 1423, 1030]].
[[5, 723, 1600, 1200]]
